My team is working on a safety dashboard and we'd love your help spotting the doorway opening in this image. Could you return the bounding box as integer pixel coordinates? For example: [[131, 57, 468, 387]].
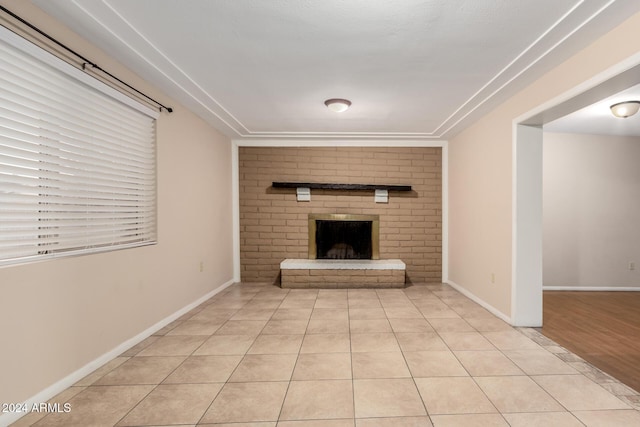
[[512, 61, 640, 326]]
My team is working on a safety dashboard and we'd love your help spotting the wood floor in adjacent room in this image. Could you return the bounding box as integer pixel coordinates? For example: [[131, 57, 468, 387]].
[[542, 291, 640, 392]]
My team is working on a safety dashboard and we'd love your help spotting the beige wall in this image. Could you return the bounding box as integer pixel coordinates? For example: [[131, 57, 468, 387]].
[[239, 146, 442, 283], [543, 132, 640, 288], [0, 1, 234, 405], [448, 11, 640, 317]]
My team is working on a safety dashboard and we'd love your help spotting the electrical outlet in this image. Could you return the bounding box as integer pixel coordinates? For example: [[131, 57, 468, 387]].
[[199, 261, 204, 272], [629, 262, 636, 271], [491, 273, 495, 284]]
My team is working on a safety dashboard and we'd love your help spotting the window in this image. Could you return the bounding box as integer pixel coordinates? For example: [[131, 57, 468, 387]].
[[0, 26, 158, 266]]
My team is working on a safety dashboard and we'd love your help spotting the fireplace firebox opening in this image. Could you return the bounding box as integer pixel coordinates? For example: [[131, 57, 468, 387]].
[[308, 213, 380, 260]]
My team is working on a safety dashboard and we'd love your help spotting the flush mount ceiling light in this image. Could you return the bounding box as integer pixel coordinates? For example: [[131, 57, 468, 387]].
[[324, 98, 351, 113], [610, 101, 640, 118]]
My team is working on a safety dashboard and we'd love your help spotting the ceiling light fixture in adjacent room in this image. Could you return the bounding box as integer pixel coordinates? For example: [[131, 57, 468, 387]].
[[324, 98, 352, 113], [610, 101, 640, 118]]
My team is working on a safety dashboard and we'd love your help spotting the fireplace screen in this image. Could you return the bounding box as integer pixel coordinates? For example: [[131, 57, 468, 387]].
[[308, 214, 379, 260]]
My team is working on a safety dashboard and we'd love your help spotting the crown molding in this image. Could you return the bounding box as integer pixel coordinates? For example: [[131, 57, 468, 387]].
[[34, 0, 634, 140]]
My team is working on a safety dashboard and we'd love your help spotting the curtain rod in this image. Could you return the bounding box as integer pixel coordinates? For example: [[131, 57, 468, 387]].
[[0, 5, 173, 113]]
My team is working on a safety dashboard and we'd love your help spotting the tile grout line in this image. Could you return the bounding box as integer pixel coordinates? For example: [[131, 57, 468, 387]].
[[179, 285, 258, 426], [516, 326, 640, 410], [274, 287, 314, 423], [193, 286, 246, 424], [438, 288, 578, 420], [25, 282, 640, 426], [348, 290, 357, 424], [394, 289, 435, 423], [426, 289, 506, 421]]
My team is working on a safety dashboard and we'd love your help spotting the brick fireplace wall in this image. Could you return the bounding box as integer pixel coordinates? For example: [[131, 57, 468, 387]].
[[239, 146, 442, 283]]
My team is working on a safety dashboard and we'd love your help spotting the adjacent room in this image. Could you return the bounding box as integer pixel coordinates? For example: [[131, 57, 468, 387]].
[[2, 1, 640, 426], [540, 88, 640, 392]]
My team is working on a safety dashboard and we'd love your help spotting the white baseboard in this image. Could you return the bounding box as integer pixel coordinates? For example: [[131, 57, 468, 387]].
[[543, 286, 640, 291], [0, 278, 235, 427], [445, 280, 512, 324]]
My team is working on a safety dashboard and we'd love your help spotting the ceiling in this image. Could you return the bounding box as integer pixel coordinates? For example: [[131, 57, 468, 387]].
[[31, 0, 640, 140], [545, 83, 640, 137]]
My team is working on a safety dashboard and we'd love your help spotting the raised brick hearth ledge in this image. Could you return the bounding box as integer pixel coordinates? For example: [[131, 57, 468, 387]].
[[280, 259, 406, 289]]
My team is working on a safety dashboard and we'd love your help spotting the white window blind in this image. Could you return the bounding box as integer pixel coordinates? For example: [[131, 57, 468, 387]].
[[0, 26, 158, 266]]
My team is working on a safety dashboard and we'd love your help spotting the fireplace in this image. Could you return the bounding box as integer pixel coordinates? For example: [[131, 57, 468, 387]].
[[308, 213, 379, 260]]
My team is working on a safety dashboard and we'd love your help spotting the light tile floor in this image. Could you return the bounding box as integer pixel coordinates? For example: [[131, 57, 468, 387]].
[[12, 282, 640, 427]]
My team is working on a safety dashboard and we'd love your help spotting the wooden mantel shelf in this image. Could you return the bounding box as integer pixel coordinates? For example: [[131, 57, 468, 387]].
[[272, 182, 412, 192]]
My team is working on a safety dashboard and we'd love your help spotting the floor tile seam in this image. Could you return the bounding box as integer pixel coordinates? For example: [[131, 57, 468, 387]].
[[214, 292, 279, 340], [227, 308, 309, 383], [188, 306, 244, 352], [520, 327, 640, 400], [274, 300, 316, 422], [551, 411, 590, 427], [428, 338, 475, 381], [86, 357, 184, 388], [275, 378, 360, 385], [446, 348, 502, 353], [413, 313, 479, 355], [353, 373, 417, 381], [151, 319, 183, 336], [351, 348, 409, 380], [192, 380, 230, 426], [571, 408, 640, 413], [448, 367, 503, 416], [391, 306, 433, 420], [496, 349, 580, 376], [94, 378, 225, 387], [22, 387, 95, 427], [451, 348, 528, 377], [76, 357, 133, 387], [413, 295, 475, 334], [474, 373, 574, 416], [426, 409, 508, 417], [108, 380, 161, 427], [527, 373, 633, 412], [411, 370, 496, 424], [160, 379, 228, 386], [143, 351, 204, 391], [277, 417, 356, 425], [120, 338, 158, 357], [198, 309, 264, 382], [346, 297, 357, 425], [111, 284, 632, 422], [433, 412, 557, 426]]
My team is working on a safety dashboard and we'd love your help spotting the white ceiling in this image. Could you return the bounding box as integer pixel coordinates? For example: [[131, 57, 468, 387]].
[[545, 83, 640, 137], [32, 0, 640, 140]]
